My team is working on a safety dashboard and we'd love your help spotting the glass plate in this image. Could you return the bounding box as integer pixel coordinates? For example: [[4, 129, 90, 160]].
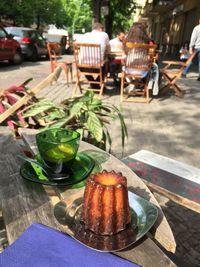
[[20, 152, 94, 186], [54, 191, 158, 252]]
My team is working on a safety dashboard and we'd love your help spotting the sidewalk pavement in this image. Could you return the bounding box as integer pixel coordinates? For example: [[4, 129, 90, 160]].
[[103, 68, 200, 267], [1, 55, 200, 266]]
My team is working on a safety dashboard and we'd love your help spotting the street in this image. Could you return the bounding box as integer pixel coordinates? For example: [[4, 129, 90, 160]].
[[0, 55, 74, 89]]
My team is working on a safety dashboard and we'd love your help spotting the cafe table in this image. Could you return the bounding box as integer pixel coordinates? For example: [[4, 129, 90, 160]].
[[0, 127, 176, 267], [106, 50, 124, 58]]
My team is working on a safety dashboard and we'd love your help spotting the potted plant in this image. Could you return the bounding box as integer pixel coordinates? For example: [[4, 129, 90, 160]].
[[23, 91, 128, 153]]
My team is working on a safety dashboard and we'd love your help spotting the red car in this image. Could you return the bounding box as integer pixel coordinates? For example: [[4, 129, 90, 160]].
[[0, 26, 23, 64]]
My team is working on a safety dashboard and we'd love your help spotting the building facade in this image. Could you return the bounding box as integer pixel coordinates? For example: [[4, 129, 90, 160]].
[[140, 0, 200, 56]]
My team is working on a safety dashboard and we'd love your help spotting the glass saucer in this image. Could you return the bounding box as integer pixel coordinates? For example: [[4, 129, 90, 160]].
[[20, 152, 94, 186], [54, 191, 158, 252]]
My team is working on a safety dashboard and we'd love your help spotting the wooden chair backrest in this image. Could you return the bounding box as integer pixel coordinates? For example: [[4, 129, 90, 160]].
[[47, 42, 61, 64], [125, 43, 157, 72], [73, 43, 102, 68]]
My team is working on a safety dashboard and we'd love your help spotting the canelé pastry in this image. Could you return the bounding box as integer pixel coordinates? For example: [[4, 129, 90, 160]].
[[81, 170, 131, 235]]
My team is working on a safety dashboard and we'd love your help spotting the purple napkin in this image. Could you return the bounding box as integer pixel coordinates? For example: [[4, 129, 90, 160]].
[[0, 223, 140, 267]]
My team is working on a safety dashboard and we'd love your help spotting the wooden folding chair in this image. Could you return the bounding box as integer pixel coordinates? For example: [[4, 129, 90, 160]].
[[160, 51, 197, 97], [73, 43, 108, 97], [120, 43, 156, 103], [47, 42, 73, 84]]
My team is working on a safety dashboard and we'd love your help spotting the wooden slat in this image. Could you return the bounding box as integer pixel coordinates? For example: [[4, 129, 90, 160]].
[[143, 180, 200, 213], [162, 61, 185, 66], [18, 128, 176, 254], [123, 150, 200, 213], [0, 66, 62, 124]]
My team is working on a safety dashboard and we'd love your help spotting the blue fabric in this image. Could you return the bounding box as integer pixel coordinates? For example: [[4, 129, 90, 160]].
[[182, 48, 200, 76], [182, 60, 192, 75], [197, 48, 200, 77], [0, 223, 140, 267]]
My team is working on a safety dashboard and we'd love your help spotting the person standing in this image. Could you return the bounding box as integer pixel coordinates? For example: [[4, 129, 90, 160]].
[[189, 18, 200, 81], [179, 41, 192, 78]]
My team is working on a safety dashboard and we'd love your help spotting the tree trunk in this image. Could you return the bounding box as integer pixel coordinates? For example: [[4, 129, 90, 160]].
[[92, 0, 101, 25], [104, 3, 112, 38], [36, 14, 40, 30]]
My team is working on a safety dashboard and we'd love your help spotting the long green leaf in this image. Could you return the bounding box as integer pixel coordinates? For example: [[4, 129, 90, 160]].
[[48, 115, 74, 128], [45, 110, 65, 120], [112, 105, 128, 152], [75, 128, 84, 139], [70, 102, 85, 116], [23, 99, 56, 118], [103, 125, 112, 153], [85, 111, 102, 142]]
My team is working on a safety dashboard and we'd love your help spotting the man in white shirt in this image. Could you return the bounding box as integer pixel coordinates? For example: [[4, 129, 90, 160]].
[[82, 22, 110, 61], [79, 22, 110, 88], [109, 31, 125, 52]]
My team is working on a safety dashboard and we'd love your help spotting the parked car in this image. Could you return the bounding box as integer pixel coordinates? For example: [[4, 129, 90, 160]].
[[0, 26, 23, 64], [5, 27, 48, 61]]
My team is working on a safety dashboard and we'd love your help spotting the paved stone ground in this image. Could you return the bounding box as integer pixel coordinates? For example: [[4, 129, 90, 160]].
[[1, 56, 200, 266]]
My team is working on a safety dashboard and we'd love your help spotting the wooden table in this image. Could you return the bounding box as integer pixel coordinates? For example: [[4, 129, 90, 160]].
[[0, 127, 176, 267]]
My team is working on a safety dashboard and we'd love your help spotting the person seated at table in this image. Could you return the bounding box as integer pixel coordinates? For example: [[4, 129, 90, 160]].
[[109, 31, 125, 81], [79, 22, 110, 89], [123, 23, 159, 96], [109, 31, 125, 51]]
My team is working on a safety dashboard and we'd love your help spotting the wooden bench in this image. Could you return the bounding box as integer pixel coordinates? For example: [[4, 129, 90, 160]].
[[122, 150, 200, 213]]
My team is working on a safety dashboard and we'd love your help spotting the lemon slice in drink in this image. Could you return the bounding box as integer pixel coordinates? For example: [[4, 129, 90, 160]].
[[44, 147, 66, 162], [58, 144, 75, 161]]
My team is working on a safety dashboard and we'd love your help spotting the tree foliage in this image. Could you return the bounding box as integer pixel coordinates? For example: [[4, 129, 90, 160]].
[[63, 0, 92, 34], [0, 0, 66, 29], [0, 0, 137, 36], [105, 0, 137, 37]]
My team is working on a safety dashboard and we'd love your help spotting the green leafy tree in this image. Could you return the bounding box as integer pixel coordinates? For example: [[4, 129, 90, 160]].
[[0, 0, 137, 38], [31, 0, 66, 29], [104, 0, 137, 37], [63, 0, 92, 35], [0, 0, 66, 29]]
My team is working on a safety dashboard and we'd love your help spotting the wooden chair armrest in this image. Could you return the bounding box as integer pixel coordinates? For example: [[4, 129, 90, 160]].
[[162, 61, 185, 66]]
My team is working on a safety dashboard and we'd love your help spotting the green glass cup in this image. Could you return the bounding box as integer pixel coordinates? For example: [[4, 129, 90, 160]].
[[36, 128, 80, 178]]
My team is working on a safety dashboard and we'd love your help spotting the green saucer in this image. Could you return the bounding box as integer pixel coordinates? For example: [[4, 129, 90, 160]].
[[20, 152, 94, 186]]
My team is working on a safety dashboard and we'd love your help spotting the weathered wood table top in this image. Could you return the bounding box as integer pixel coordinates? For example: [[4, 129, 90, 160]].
[[0, 127, 176, 267]]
